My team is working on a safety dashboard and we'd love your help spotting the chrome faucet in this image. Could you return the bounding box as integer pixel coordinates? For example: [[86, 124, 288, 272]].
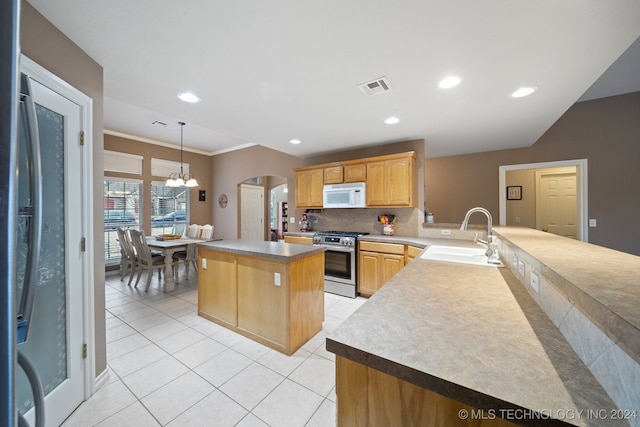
[[460, 207, 501, 264]]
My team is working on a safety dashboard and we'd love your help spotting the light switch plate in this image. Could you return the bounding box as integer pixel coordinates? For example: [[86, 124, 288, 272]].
[[274, 272, 281, 286], [201, 258, 207, 269], [290, 217, 295, 223], [589, 218, 597, 227]]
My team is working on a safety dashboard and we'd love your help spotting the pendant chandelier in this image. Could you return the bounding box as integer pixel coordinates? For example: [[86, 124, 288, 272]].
[[166, 121, 198, 187]]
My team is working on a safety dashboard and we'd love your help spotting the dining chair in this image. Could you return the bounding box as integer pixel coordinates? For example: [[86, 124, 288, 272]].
[[129, 229, 176, 291], [116, 227, 137, 285], [174, 243, 198, 279], [186, 224, 200, 238], [200, 224, 214, 240]]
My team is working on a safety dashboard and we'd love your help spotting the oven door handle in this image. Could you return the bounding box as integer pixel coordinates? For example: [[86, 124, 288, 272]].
[[314, 244, 355, 253]]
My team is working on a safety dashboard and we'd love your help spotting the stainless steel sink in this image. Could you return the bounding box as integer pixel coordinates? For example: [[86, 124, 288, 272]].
[[419, 245, 503, 267]]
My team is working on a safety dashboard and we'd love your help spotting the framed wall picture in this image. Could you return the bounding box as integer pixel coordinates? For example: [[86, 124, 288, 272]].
[[507, 186, 522, 200]]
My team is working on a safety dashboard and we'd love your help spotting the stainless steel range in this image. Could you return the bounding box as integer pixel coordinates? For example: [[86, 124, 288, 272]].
[[312, 231, 369, 298]]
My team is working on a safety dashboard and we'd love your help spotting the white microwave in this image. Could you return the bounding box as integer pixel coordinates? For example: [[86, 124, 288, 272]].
[[323, 182, 366, 208]]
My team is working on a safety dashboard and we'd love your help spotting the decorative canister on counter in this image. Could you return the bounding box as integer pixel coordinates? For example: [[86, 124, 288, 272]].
[[378, 214, 396, 235], [426, 212, 434, 223]]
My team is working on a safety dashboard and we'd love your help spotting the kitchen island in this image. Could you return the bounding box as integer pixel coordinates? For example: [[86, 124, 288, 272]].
[[197, 240, 325, 355], [327, 233, 630, 426]]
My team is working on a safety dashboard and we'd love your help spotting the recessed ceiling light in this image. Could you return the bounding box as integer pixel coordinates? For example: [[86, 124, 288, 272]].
[[177, 92, 200, 103], [510, 87, 537, 98], [289, 139, 301, 145], [438, 76, 462, 89], [384, 116, 400, 125]]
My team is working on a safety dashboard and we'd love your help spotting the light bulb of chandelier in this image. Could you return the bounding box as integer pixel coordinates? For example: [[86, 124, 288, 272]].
[[185, 178, 199, 187]]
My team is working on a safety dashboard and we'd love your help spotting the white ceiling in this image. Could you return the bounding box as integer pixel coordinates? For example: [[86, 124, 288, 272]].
[[27, 0, 640, 158]]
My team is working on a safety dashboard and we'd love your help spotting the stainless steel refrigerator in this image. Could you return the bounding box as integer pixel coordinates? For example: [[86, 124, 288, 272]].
[[2, 2, 46, 425]]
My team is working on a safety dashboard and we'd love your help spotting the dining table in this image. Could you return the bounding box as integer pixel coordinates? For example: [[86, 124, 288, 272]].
[[146, 236, 210, 291]]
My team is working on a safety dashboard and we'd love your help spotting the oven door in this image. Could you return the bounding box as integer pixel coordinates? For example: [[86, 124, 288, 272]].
[[322, 245, 356, 285]]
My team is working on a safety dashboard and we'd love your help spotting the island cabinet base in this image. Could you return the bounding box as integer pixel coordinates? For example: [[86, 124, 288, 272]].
[[336, 356, 517, 427], [198, 249, 325, 355]]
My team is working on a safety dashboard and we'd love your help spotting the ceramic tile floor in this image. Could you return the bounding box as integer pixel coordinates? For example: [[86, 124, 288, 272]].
[[62, 270, 367, 427]]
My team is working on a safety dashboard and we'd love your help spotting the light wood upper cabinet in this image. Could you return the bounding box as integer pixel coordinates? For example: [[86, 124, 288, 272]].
[[295, 168, 324, 208], [344, 163, 367, 182], [294, 151, 415, 208], [324, 166, 343, 184], [366, 155, 414, 207]]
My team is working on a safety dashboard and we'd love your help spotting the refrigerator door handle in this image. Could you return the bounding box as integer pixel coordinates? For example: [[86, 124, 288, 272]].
[[17, 73, 42, 344]]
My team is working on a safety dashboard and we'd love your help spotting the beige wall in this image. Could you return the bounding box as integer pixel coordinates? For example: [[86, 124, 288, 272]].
[[104, 134, 213, 233], [426, 91, 640, 256], [211, 145, 304, 240], [21, 1, 107, 375]]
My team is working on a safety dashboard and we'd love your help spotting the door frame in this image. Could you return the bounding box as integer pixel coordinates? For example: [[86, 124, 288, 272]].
[[498, 159, 588, 242], [20, 56, 96, 399]]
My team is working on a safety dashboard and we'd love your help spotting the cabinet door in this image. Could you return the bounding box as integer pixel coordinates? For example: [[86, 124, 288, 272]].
[[344, 164, 366, 182], [238, 258, 287, 346], [324, 166, 343, 184], [294, 170, 309, 208], [387, 157, 412, 206], [358, 251, 380, 297], [198, 251, 238, 326], [366, 161, 386, 206], [381, 253, 405, 285], [309, 168, 325, 207], [294, 168, 324, 208]]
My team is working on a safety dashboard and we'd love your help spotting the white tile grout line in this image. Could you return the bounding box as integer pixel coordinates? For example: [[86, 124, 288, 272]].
[[97, 274, 351, 426]]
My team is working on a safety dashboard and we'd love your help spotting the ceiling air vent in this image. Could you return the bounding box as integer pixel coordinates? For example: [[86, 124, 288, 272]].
[[358, 76, 392, 96]]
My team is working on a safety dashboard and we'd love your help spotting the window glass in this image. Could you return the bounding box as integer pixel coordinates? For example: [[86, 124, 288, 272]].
[[151, 182, 189, 236], [103, 179, 142, 264]]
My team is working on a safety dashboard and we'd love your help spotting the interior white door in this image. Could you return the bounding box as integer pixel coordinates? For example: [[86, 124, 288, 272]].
[[536, 171, 578, 238], [17, 76, 85, 427], [240, 184, 264, 240]]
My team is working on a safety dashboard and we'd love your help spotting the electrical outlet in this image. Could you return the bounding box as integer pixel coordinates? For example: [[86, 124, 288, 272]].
[[201, 258, 207, 269], [290, 217, 295, 224], [441, 229, 451, 235], [274, 272, 281, 286], [589, 218, 597, 227], [517, 259, 525, 277], [512, 253, 518, 268], [531, 271, 540, 293]]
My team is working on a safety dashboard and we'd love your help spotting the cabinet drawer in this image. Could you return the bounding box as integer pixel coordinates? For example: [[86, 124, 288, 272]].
[[359, 241, 405, 255], [284, 236, 313, 245], [406, 245, 424, 258]]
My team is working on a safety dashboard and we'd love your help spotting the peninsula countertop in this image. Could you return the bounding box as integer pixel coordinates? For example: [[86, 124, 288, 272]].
[[197, 239, 325, 262], [326, 249, 626, 426]]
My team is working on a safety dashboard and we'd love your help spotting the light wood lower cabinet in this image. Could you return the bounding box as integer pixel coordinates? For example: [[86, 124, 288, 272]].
[[284, 235, 313, 245], [197, 251, 238, 327], [336, 356, 517, 427], [358, 241, 405, 297], [198, 248, 324, 355], [405, 245, 423, 263]]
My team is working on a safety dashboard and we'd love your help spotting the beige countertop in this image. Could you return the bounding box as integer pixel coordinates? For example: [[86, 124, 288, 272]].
[[327, 241, 627, 426], [494, 226, 640, 363], [198, 239, 325, 261]]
